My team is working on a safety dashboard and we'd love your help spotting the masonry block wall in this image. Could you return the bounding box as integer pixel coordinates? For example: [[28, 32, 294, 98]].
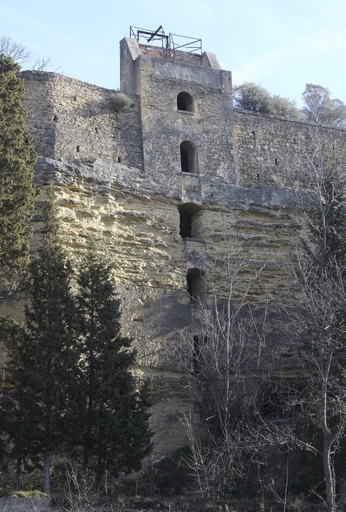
[[22, 71, 143, 168], [3, 36, 346, 457], [234, 110, 346, 188]]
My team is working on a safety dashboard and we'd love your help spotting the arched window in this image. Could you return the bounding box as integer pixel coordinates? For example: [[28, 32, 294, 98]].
[[180, 141, 198, 174], [177, 91, 194, 112]]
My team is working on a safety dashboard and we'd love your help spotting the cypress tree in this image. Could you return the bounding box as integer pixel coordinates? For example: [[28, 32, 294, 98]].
[[76, 241, 152, 492], [0, 54, 36, 293], [0, 317, 42, 490], [1, 189, 80, 494]]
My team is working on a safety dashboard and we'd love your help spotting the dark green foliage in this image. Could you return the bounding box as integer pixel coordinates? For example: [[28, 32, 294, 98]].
[[0, 317, 41, 489], [0, 195, 152, 494], [0, 54, 36, 291], [74, 241, 152, 492], [0, 189, 79, 493]]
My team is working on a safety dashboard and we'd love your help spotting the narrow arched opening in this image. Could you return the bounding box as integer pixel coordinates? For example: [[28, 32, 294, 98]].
[[177, 92, 194, 112], [180, 141, 198, 174], [181, 147, 189, 173], [187, 268, 205, 305]]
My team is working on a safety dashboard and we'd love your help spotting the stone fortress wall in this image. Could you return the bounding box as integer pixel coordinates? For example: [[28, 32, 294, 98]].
[[8, 36, 346, 457]]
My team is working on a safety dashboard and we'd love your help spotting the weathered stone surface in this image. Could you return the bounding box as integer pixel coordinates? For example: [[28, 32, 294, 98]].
[[0, 495, 57, 512], [2, 37, 346, 458], [234, 109, 346, 189], [21, 71, 143, 169]]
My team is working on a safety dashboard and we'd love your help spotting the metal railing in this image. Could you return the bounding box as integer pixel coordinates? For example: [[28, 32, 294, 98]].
[[130, 26, 169, 48], [168, 33, 202, 55], [129, 26, 202, 59]]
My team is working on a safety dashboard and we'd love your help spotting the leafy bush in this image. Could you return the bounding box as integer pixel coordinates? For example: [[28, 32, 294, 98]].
[[233, 82, 273, 114], [302, 83, 346, 127], [233, 82, 300, 119], [233, 81, 346, 127]]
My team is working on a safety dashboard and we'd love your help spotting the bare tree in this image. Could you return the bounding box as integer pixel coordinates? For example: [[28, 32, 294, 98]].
[[0, 36, 32, 65], [0, 36, 52, 70], [171, 250, 292, 498], [281, 141, 346, 512], [32, 56, 51, 71]]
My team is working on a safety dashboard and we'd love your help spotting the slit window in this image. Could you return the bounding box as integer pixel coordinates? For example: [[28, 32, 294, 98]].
[[177, 92, 194, 112], [179, 203, 200, 239], [179, 210, 192, 238], [187, 268, 205, 305]]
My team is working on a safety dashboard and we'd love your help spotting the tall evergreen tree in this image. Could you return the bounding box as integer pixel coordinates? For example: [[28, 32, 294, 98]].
[[0, 54, 37, 294], [75, 241, 152, 492], [0, 189, 80, 494], [0, 317, 43, 490]]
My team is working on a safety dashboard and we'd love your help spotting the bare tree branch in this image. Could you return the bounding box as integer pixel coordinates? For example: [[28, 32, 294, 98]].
[[280, 137, 346, 512], [0, 36, 32, 65], [168, 247, 293, 498], [32, 56, 51, 71], [0, 36, 55, 71]]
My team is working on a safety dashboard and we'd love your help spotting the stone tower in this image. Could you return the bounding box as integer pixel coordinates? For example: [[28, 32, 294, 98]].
[[120, 34, 237, 194], [119, 32, 239, 323]]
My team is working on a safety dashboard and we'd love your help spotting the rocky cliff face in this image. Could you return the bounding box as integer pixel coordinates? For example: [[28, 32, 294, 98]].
[[2, 38, 346, 457]]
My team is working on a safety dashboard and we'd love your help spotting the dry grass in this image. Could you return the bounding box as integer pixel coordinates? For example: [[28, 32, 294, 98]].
[[109, 92, 132, 113]]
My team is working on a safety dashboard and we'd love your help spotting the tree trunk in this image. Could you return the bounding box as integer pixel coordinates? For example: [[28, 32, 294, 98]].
[[94, 428, 104, 493], [323, 436, 336, 512], [82, 453, 89, 495], [339, 476, 346, 506], [43, 451, 50, 495], [321, 349, 336, 512], [15, 457, 21, 491], [95, 467, 102, 494]]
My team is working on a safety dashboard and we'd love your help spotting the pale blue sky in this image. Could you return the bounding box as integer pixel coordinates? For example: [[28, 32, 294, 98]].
[[2, 0, 346, 107]]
